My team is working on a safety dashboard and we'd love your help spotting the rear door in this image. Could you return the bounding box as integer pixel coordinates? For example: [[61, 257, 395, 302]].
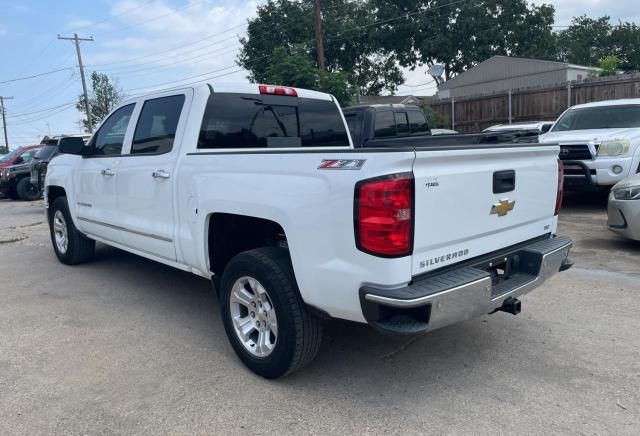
[[411, 145, 560, 276], [113, 90, 191, 261]]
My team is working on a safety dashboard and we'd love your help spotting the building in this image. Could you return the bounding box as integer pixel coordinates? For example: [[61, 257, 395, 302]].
[[437, 56, 597, 99]]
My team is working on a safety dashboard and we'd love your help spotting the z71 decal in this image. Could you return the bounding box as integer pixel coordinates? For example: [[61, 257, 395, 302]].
[[318, 159, 367, 170]]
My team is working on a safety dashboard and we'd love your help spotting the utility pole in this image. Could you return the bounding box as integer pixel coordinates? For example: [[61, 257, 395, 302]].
[[58, 33, 94, 133], [0, 96, 14, 154], [313, 0, 326, 78]]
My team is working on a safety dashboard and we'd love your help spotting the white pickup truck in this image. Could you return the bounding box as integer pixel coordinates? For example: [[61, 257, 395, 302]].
[[541, 99, 640, 190], [45, 83, 573, 378]]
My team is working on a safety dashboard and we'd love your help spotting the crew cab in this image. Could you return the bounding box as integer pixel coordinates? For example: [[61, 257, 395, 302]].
[[344, 104, 540, 148], [0, 145, 42, 200], [540, 99, 640, 190], [45, 83, 573, 378]]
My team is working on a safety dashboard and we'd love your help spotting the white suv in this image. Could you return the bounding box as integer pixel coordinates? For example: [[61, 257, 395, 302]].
[[540, 99, 640, 190]]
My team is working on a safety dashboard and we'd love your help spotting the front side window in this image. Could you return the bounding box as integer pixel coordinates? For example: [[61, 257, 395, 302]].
[[131, 95, 185, 155], [91, 104, 135, 156], [198, 93, 349, 149], [552, 105, 640, 132], [19, 149, 38, 163]]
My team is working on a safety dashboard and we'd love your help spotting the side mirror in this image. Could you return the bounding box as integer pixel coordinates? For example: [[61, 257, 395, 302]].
[[59, 137, 86, 155], [540, 124, 552, 133]]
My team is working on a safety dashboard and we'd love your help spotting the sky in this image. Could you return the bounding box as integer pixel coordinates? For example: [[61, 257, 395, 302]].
[[1, 0, 639, 148]]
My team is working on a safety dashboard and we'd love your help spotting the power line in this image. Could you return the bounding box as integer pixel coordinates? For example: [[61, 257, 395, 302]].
[[0, 67, 74, 84]]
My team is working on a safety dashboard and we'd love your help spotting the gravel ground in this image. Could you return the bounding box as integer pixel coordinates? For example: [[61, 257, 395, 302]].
[[0, 194, 638, 435]]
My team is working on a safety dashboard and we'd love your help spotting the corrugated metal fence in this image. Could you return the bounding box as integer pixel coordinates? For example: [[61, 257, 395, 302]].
[[430, 73, 640, 132]]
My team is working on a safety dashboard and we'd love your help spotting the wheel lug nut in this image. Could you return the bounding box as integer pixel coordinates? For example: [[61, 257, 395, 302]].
[[255, 321, 260, 328], [250, 312, 255, 318], [258, 301, 262, 307], [262, 320, 267, 327], [251, 302, 256, 308]]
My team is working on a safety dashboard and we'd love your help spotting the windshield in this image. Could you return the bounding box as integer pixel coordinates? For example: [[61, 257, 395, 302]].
[[34, 145, 58, 159], [0, 148, 21, 163], [552, 105, 640, 131]]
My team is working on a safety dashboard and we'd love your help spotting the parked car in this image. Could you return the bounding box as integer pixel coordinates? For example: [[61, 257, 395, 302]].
[[431, 128, 459, 135], [484, 121, 554, 134], [540, 99, 640, 191], [0, 146, 42, 199], [607, 173, 640, 241], [45, 83, 572, 378], [30, 135, 91, 192], [1, 156, 42, 201], [0, 144, 42, 169], [343, 104, 540, 148]]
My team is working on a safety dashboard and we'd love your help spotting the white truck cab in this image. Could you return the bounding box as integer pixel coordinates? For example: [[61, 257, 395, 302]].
[[45, 82, 573, 378], [540, 99, 640, 190]]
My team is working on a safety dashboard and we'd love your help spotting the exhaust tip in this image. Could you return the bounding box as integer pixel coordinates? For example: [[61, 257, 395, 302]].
[[499, 297, 521, 315]]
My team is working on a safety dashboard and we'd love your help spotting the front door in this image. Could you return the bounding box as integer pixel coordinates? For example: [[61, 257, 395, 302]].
[[74, 103, 136, 243], [113, 92, 189, 261]]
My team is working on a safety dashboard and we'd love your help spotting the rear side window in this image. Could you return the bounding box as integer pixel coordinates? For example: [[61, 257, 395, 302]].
[[395, 112, 409, 135], [408, 111, 429, 134], [198, 93, 349, 149], [374, 111, 396, 138], [132, 95, 185, 155]]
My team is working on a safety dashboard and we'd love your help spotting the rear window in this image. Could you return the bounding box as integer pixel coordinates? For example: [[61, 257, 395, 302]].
[[198, 93, 349, 149], [34, 145, 58, 159]]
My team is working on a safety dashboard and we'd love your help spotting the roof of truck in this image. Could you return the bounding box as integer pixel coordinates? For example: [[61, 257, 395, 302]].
[[568, 99, 640, 110]]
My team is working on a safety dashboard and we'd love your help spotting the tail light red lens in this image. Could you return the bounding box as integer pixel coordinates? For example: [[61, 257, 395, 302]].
[[355, 173, 414, 257], [555, 160, 564, 215]]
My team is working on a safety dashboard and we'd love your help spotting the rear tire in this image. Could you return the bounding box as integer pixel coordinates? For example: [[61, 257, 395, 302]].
[[16, 177, 41, 201], [49, 197, 95, 265], [220, 247, 322, 378]]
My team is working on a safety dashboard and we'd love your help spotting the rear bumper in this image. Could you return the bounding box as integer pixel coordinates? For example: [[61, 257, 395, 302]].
[[360, 236, 573, 334]]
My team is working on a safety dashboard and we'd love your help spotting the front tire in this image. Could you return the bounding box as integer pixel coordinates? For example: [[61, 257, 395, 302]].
[[49, 197, 95, 265], [220, 247, 322, 378], [16, 177, 41, 201]]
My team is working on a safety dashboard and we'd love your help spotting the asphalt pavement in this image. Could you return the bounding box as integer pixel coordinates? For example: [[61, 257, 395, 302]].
[[0, 194, 638, 435]]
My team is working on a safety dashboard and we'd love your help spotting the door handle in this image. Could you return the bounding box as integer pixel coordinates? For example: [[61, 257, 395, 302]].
[[152, 170, 170, 179], [101, 168, 115, 176]]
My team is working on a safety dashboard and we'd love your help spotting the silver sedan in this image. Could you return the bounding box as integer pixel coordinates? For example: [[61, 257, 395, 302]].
[[608, 173, 640, 241]]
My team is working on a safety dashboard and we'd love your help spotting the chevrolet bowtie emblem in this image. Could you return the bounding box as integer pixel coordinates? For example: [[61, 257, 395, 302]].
[[490, 199, 516, 217]]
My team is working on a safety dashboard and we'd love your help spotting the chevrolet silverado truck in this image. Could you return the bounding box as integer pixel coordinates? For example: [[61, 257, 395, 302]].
[[45, 83, 573, 378], [540, 99, 640, 191]]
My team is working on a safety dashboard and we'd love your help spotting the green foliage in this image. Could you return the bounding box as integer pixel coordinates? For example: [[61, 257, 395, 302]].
[[557, 17, 640, 72], [264, 47, 353, 105], [238, 0, 403, 96], [370, 0, 556, 80], [598, 55, 620, 76], [76, 71, 124, 132], [422, 106, 441, 129]]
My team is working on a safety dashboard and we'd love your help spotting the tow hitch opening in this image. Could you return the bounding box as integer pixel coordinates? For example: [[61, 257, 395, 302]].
[[499, 297, 522, 315]]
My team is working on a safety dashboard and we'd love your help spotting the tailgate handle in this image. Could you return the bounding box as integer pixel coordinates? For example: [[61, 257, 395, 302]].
[[493, 170, 515, 194]]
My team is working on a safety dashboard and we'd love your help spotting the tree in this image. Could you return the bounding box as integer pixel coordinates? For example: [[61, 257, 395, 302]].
[[238, 0, 404, 96], [264, 47, 353, 105], [556, 16, 612, 67], [611, 22, 640, 72], [370, 0, 556, 80], [597, 55, 620, 76], [422, 105, 441, 128], [76, 71, 124, 132]]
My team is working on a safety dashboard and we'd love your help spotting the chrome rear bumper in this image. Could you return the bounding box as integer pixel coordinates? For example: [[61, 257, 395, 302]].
[[360, 236, 573, 334]]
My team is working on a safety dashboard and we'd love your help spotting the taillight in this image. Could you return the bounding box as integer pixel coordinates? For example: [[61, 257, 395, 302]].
[[355, 173, 414, 257], [555, 160, 564, 215], [259, 84, 298, 96]]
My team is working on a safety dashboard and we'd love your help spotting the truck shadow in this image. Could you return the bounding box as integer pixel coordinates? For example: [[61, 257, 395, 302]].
[[89, 243, 533, 398]]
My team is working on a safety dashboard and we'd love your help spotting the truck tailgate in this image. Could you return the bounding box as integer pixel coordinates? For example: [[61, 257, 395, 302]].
[[411, 145, 560, 276]]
